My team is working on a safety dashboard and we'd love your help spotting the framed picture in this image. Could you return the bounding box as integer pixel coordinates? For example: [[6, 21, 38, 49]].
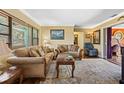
[[93, 30, 100, 44], [50, 29, 64, 40]]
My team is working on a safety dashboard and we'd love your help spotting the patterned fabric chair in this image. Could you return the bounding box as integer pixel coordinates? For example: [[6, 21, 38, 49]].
[[111, 44, 119, 56], [84, 43, 98, 57]]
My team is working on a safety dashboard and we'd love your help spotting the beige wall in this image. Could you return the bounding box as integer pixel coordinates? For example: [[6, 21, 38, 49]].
[[41, 26, 74, 48]]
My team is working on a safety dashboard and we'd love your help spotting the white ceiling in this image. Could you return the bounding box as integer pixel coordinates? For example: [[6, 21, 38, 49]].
[[21, 9, 124, 28]]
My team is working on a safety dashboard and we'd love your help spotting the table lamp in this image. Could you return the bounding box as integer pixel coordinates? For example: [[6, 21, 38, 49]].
[[0, 41, 12, 74], [43, 39, 51, 48]]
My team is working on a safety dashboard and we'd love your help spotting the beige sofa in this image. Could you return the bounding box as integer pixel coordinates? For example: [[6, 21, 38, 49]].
[[55, 44, 83, 60], [7, 46, 54, 78]]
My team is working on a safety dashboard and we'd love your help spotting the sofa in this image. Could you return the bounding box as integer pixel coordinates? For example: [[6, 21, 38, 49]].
[[7, 46, 54, 78], [55, 44, 83, 60]]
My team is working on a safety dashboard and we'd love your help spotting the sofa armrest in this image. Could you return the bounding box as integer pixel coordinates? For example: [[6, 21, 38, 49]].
[[78, 48, 83, 59], [7, 56, 46, 65]]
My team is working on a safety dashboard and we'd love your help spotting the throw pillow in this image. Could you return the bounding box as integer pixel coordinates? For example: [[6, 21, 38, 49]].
[[30, 49, 40, 57], [38, 47, 45, 57], [58, 46, 66, 52]]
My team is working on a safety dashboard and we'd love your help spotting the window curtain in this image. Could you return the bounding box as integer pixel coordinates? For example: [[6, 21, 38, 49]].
[[107, 27, 112, 59]]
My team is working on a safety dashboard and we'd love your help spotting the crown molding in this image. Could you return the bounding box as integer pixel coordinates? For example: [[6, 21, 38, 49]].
[[41, 24, 75, 27], [19, 9, 124, 29], [90, 12, 124, 28], [19, 9, 41, 25]]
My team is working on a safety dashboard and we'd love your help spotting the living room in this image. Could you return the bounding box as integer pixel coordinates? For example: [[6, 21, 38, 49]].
[[0, 9, 124, 84]]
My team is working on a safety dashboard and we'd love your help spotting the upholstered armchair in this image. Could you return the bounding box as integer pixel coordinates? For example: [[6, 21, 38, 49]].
[[84, 43, 98, 57]]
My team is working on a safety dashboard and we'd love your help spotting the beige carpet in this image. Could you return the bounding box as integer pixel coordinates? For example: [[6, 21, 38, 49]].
[[40, 58, 121, 84]]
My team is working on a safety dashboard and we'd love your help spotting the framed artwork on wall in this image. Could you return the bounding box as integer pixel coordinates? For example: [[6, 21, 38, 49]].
[[93, 30, 100, 44], [50, 29, 64, 40]]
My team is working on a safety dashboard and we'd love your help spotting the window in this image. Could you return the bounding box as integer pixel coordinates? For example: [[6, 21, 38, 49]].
[[12, 20, 29, 49], [33, 28, 39, 45], [0, 13, 9, 44], [0, 10, 39, 48], [0, 13, 8, 25]]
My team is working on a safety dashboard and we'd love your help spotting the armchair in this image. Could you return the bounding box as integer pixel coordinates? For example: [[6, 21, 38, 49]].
[[84, 43, 98, 57]]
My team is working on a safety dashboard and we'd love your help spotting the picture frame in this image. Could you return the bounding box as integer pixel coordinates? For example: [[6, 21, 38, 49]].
[[50, 29, 64, 40], [93, 30, 100, 44]]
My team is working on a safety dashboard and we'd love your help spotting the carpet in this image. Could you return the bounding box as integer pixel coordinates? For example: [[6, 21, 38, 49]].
[[40, 58, 121, 84], [108, 56, 121, 66]]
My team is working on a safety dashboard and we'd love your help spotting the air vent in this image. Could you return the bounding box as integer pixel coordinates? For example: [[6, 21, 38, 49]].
[[110, 14, 118, 17]]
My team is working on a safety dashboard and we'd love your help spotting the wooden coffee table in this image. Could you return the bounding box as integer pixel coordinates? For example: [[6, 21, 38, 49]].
[[56, 53, 75, 78], [0, 66, 23, 84]]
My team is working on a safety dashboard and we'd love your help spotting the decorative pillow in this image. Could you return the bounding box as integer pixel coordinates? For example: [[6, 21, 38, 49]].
[[75, 45, 79, 51], [69, 45, 79, 52], [53, 50, 58, 60], [58, 46, 66, 52], [14, 48, 29, 57], [38, 47, 45, 57], [42, 47, 53, 53], [29, 47, 40, 57], [55, 49, 60, 54], [62, 45, 68, 51], [69, 45, 74, 51], [30, 49, 40, 57]]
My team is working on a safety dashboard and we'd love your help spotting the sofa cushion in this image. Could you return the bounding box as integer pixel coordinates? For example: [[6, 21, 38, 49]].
[[58, 45, 68, 51], [42, 47, 53, 54], [30, 50, 40, 57], [58, 46, 67, 52], [45, 52, 54, 64], [37, 47, 45, 57], [67, 51, 79, 58], [14, 48, 29, 57], [68, 45, 73, 51], [29, 46, 40, 57], [69, 45, 79, 52]]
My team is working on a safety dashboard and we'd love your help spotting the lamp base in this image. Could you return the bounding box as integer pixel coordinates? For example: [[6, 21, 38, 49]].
[[0, 71, 3, 75], [119, 80, 124, 84]]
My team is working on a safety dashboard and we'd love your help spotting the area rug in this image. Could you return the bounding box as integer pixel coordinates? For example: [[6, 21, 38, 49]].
[[40, 58, 121, 84], [108, 56, 121, 66]]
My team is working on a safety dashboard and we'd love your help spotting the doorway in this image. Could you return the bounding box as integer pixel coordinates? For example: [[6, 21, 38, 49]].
[[106, 23, 124, 66]]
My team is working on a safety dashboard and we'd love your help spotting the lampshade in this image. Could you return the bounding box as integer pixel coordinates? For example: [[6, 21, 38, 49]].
[[0, 41, 12, 56], [43, 39, 51, 47]]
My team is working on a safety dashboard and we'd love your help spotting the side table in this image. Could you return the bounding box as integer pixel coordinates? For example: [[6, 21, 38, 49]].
[[0, 66, 23, 84]]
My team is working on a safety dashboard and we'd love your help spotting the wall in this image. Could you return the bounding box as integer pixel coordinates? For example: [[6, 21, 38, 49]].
[[41, 26, 74, 48]]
